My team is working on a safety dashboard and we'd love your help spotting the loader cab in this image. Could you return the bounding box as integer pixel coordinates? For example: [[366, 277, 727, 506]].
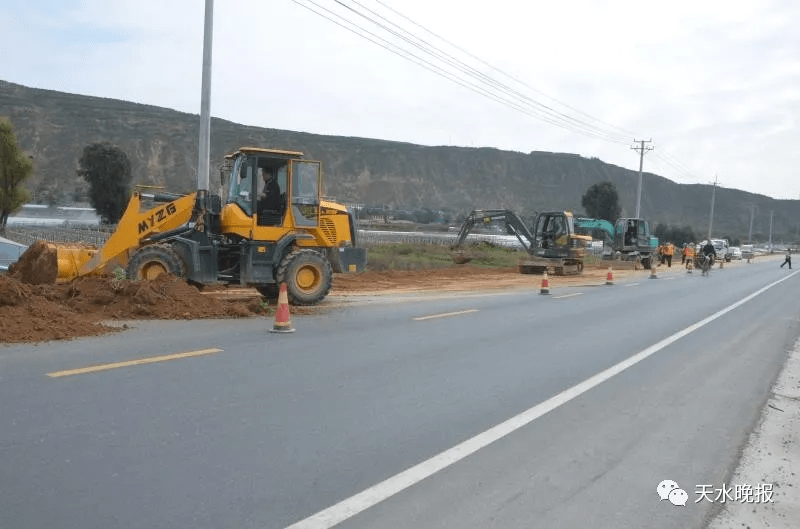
[[221, 148, 321, 238]]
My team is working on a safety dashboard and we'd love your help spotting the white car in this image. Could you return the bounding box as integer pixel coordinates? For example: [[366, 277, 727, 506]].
[[730, 246, 742, 260], [710, 239, 731, 262]]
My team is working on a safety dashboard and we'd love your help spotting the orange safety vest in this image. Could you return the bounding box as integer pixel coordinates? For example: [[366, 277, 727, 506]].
[[663, 244, 674, 256]]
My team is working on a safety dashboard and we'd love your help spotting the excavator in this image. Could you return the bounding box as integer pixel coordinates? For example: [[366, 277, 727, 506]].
[[451, 209, 591, 275], [574, 216, 658, 269], [42, 147, 366, 305]]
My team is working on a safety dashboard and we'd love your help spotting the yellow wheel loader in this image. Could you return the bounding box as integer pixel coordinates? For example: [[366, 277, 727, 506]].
[[49, 147, 366, 305]]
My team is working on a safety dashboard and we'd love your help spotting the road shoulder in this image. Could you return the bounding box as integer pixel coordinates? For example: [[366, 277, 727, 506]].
[[707, 339, 800, 528]]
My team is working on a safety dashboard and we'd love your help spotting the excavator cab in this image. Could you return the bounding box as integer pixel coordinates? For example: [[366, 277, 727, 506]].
[[531, 211, 590, 257]]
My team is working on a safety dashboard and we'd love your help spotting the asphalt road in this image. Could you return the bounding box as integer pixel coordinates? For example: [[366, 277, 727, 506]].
[[1, 259, 798, 529]]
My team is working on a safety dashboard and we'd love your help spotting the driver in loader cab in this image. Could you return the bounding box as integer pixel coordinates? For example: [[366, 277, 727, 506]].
[[258, 167, 282, 225]]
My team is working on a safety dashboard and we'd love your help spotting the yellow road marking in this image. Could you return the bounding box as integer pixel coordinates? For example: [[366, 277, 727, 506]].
[[413, 309, 479, 321], [47, 348, 223, 378]]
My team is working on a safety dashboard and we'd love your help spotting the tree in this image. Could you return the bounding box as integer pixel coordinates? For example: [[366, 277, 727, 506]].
[[653, 223, 696, 246], [581, 181, 621, 222], [0, 119, 33, 235], [79, 143, 133, 224]]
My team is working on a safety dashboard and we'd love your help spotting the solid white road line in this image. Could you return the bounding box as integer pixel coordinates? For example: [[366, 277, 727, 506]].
[[552, 293, 583, 299], [285, 271, 799, 529], [413, 309, 479, 321]]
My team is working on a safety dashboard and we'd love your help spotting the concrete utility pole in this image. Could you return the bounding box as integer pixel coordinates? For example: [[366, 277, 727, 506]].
[[707, 175, 719, 240], [748, 205, 757, 244], [197, 0, 214, 196], [631, 139, 653, 218], [769, 210, 774, 252]]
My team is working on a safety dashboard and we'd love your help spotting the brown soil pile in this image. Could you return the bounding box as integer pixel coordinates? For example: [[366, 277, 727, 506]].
[[0, 274, 268, 344], [8, 240, 58, 284]]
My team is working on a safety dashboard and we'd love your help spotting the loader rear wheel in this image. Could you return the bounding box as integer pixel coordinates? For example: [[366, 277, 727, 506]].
[[276, 248, 332, 306], [126, 244, 186, 281]]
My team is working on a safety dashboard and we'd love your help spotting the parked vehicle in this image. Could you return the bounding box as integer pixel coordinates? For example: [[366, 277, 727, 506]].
[[730, 246, 742, 260], [711, 239, 731, 262]]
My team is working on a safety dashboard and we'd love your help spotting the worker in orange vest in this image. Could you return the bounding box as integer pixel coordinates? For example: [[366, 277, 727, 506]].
[[661, 242, 675, 267], [683, 243, 695, 268]]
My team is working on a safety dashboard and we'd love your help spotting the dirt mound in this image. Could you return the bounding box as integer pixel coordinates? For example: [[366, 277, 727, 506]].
[[8, 241, 58, 284], [0, 274, 268, 344]]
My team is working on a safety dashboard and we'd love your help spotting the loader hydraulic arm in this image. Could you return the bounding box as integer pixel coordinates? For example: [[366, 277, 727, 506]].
[[76, 191, 197, 276]]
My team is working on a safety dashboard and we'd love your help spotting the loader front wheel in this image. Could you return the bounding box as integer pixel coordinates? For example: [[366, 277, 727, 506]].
[[276, 249, 332, 306], [126, 244, 187, 281]]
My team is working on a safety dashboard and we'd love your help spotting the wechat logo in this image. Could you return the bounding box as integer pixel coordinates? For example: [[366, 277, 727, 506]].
[[657, 480, 688, 506]]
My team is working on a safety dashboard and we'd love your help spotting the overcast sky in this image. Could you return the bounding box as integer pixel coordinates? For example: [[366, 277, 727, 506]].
[[3, 0, 799, 200]]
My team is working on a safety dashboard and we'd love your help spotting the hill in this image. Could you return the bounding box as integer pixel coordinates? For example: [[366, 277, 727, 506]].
[[1, 79, 796, 242]]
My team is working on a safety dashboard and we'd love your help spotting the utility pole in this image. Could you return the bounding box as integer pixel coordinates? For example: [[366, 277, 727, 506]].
[[707, 175, 719, 240], [197, 0, 214, 199], [769, 210, 774, 252], [747, 205, 757, 244], [631, 139, 653, 218]]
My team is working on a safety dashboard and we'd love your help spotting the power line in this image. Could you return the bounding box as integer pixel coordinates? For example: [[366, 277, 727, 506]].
[[371, 0, 640, 141], [340, 0, 633, 143], [292, 0, 633, 144], [292, 0, 706, 183]]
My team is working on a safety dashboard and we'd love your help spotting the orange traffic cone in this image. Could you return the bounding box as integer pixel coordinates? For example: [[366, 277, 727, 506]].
[[539, 272, 550, 295], [649, 262, 658, 279], [606, 267, 614, 285], [270, 283, 295, 333]]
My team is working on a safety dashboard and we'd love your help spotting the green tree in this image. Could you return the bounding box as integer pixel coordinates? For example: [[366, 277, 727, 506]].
[[581, 181, 621, 222], [0, 119, 33, 235], [79, 142, 132, 224], [653, 223, 697, 246]]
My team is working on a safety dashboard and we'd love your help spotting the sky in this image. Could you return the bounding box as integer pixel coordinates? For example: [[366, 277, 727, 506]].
[[2, 0, 799, 200]]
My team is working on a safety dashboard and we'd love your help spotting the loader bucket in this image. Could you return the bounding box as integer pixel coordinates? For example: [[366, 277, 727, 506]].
[[9, 241, 101, 284], [54, 244, 100, 281]]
